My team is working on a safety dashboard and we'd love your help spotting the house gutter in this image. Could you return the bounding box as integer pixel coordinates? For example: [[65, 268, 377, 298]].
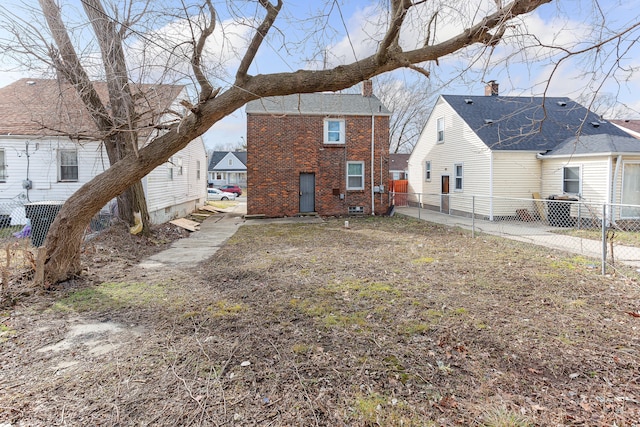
[[371, 115, 375, 215], [489, 150, 494, 221]]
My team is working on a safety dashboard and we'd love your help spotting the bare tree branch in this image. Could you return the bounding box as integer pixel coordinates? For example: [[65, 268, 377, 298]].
[[235, 0, 282, 86]]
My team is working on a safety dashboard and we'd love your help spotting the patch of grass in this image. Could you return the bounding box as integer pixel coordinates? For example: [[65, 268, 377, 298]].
[[52, 282, 171, 312], [554, 227, 640, 247], [549, 255, 597, 270], [412, 256, 436, 264], [206, 200, 238, 209], [352, 392, 432, 426], [207, 300, 246, 317], [481, 406, 533, 427], [398, 321, 431, 336], [291, 343, 311, 355], [323, 279, 402, 300], [0, 323, 16, 343], [0, 225, 21, 239]]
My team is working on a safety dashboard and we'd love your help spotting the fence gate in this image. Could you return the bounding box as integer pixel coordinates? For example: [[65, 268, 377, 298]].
[[299, 173, 315, 213]]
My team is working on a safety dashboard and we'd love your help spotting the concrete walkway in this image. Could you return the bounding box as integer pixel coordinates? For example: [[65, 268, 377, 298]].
[[396, 206, 640, 270], [139, 202, 247, 270]]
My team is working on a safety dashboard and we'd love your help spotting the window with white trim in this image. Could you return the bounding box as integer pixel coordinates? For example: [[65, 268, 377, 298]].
[[59, 149, 78, 181], [177, 157, 183, 176], [621, 162, 640, 218], [324, 119, 345, 144], [425, 160, 431, 181], [196, 160, 201, 180], [168, 156, 174, 180], [0, 149, 6, 182], [454, 163, 463, 191], [436, 117, 444, 143], [346, 161, 364, 190], [563, 166, 580, 194]]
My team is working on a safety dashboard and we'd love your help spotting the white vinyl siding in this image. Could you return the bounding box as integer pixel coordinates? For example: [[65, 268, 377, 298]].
[[408, 97, 491, 213], [541, 157, 609, 204]]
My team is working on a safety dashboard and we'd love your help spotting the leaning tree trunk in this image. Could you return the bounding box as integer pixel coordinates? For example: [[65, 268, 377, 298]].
[[116, 181, 150, 232]]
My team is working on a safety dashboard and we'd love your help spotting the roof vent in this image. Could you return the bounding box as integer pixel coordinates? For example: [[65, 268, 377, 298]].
[[557, 101, 567, 106], [484, 119, 494, 125], [26, 80, 36, 85], [590, 121, 600, 128], [464, 98, 473, 104]]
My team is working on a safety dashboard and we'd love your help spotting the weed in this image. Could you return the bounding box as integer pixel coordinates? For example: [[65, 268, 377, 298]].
[[52, 282, 172, 312], [291, 343, 311, 355]]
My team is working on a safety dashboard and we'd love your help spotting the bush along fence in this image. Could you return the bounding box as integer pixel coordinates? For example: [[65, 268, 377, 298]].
[[391, 192, 640, 276], [0, 199, 114, 287]]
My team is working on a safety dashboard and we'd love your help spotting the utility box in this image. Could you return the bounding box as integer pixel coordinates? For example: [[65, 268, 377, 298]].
[[24, 201, 64, 247]]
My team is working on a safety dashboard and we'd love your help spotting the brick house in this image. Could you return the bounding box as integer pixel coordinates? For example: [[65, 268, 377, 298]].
[[245, 81, 391, 217]]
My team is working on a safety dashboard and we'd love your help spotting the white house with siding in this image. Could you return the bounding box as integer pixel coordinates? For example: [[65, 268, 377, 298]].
[[408, 82, 640, 221], [0, 78, 207, 225], [208, 151, 247, 187]]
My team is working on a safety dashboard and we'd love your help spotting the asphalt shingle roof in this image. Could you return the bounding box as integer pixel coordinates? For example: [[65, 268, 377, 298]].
[[246, 93, 391, 116], [208, 151, 247, 171], [442, 95, 630, 151], [0, 78, 183, 137], [543, 134, 640, 156]]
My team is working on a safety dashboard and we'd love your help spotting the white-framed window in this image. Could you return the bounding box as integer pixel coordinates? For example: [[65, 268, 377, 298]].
[[228, 158, 233, 166], [621, 162, 640, 218], [436, 117, 444, 143], [168, 156, 174, 180], [215, 172, 224, 180], [454, 163, 463, 191], [0, 149, 6, 182], [196, 160, 201, 180], [425, 160, 431, 181], [346, 161, 364, 190], [177, 157, 183, 176], [324, 118, 345, 144], [59, 149, 78, 181], [563, 166, 580, 194]]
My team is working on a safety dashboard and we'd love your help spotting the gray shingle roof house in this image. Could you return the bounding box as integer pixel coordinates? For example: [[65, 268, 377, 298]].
[[408, 82, 640, 220], [207, 151, 247, 186], [246, 81, 391, 217]]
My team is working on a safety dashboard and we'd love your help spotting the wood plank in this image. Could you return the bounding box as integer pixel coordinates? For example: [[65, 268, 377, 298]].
[[200, 205, 223, 213], [170, 218, 201, 232], [532, 192, 547, 221]]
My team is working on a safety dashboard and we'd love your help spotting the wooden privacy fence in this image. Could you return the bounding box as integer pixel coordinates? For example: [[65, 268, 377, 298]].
[[388, 180, 408, 206]]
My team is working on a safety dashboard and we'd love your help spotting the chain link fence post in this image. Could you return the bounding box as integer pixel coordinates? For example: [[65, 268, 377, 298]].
[[418, 193, 421, 220], [601, 204, 607, 275]]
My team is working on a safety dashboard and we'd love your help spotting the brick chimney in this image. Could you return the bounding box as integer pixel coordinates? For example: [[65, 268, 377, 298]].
[[362, 80, 373, 97], [485, 80, 499, 96]]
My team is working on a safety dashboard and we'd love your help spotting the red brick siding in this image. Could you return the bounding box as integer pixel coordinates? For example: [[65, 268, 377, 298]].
[[247, 113, 389, 217]]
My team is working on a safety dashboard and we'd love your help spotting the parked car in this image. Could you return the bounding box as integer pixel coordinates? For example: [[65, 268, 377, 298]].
[[217, 185, 243, 196], [207, 188, 236, 201]]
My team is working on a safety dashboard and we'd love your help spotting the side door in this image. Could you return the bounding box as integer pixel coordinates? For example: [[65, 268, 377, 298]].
[[299, 173, 316, 213], [441, 175, 450, 214]]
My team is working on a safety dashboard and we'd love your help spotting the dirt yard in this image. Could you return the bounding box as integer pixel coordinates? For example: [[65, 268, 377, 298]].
[[1, 215, 639, 426]]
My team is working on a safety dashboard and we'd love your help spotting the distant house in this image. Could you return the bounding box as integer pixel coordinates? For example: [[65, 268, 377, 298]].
[[610, 120, 640, 139], [245, 81, 391, 217], [0, 78, 208, 225], [408, 81, 640, 220], [208, 151, 247, 187], [389, 153, 409, 180]]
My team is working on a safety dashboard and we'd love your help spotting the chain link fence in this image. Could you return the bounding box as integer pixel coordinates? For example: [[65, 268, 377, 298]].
[[392, 192, 640, 276], [0, 199, 114, 288]]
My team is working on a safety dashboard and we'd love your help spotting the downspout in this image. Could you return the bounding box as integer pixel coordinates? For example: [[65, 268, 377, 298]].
[[371, 115, 375, 215], [611, 155, 622, 225], [489, 150, 494, 221]]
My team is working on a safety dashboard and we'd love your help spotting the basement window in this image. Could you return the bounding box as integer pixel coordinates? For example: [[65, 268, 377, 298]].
[[348, 206, 364, 214]]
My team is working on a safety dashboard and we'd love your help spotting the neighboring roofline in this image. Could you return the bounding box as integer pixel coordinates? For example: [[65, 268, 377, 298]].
[[537, 151, 640, 159]]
